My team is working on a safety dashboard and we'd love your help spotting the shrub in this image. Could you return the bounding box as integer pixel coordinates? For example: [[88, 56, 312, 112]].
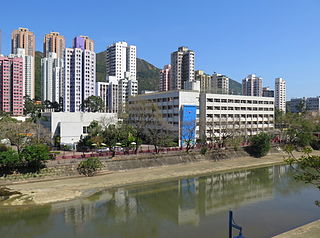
[[249, 133, 271, 158], [20, 144, 50, 172], [0, 150, 21, 174], [77, 157, 103, 176], [200, 146, 207, 155]]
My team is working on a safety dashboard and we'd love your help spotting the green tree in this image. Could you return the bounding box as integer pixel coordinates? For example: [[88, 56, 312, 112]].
[[285, 146, 320, 206], [125, 99, 173, 153], [249, 132, 271, 157], [0, 150, 21, 175], [20, 144, 50, 172], [24, 96, 44, 120], [77, 157, 103, 176], [81, 96, 104, 112]]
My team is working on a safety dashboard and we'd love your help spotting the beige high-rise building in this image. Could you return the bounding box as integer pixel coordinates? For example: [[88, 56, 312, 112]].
[[170, 46, 195, 90], [43, 32, 65, 58], [11, 27, 35, 57], [11, 27, 35, 98], [81, 36, 94, 52], [211, 73, 229, 95], [195, 70, 212, 92]]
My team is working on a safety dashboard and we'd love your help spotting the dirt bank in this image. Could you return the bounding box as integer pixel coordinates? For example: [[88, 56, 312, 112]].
[[1, 151, 294, 206]]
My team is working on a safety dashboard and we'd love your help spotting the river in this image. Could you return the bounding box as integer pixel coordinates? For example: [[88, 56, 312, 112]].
[[0, 165, 319, 238]]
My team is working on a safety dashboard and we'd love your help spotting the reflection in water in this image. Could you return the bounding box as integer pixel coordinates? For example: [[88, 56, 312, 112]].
[[0, 165, 319, 238]]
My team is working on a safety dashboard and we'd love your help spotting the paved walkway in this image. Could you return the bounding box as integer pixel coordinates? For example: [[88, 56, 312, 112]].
[[273, 219, 320, 238]]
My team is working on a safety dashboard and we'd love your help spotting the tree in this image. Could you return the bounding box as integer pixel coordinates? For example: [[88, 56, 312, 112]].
[[81, 96, 104, 112], [0, 150, 21, 175], [181, 120, 197, 152], [125, 99, 173, 153], [0, 121, 50, 153], [20, 144, 50, 172], [0, 121, 34, 153], [77, 157, 103, 176], [101, 124, 120, 156], [285, 146, 320, 206], [24, 96, 44, 120], [249, 132, 271, 157]]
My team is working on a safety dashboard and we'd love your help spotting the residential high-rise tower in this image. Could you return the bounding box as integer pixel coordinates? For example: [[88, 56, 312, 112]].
[[242, 74, 263, 96], [104, 41, 137, 113], [211, 73, 229, 94], [275, 77, 286, 112], [43, 32, 65, 59], [159, 64, 171, 91], [170, 46, 195, 90], [105, 41, 136, 81], [0, 56, 24, 115], [11, 27, 35, 98], [63, 36, 96, 112]]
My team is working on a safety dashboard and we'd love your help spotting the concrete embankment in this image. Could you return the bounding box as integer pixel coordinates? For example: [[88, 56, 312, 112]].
[[0, 149, 291, 206], [272, 219, 320, 238], [0, 148, 280, 185]]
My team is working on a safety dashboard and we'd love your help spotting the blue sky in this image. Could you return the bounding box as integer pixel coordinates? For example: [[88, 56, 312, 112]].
[[1, 0, 320, 99]]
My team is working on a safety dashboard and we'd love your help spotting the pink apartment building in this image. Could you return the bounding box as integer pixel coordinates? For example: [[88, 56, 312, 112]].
[[0, 56, 24, 116], [159, 64, 171, 91]]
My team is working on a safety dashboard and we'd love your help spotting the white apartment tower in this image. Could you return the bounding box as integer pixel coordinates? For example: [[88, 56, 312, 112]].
[[41, 52, 63, 103], [64, 36, 96, 112], [159, 64, 171, 91], [96, 76, 119, 113], [242, 74, 263, 97], [104, 41, 137, 113], [106, 41, 136, 81], [275, 77, 286, 112], [118, 72, 138, 114], [170, 46, 195, 90]]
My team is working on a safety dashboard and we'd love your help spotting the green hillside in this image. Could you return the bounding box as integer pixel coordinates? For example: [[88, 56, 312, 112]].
[[34, 51, 242, 98], [96, 51, 160, 92]]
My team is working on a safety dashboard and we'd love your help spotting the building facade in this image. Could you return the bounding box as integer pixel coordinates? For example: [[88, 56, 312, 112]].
[[195, 70, 212, 92], [288, 96, 320, 113], [0, 56, 24, 115], [11, 27, 35, 98], [275, 77, 286, 112], [159, 64, 171, 91], [262, 87, 274, 98], [211, 73, 229, 94], [105, 41, 136, 81], [242, 74, 263, 97], [43, 32, 65, 59], [63, 36, 96, 112], [199, 93, 274, 142], [170, 46, 195, 90], [129, 90, 275, 146], [118, 72, 138, 114], [41, 52, 63, 103], [40, 112, 117, 145]]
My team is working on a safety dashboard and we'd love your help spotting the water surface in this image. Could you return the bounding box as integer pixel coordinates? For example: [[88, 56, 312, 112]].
[[0, 165, 319, 238]]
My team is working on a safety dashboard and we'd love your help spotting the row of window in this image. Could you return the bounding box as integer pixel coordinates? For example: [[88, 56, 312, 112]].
[[207, 98, 274, 104], [207, 106, 274, 111], [207, 114, 274, 118]]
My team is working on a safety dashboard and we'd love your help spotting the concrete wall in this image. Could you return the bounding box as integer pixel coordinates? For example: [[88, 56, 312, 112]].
[[41, 112, 118, 145]]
